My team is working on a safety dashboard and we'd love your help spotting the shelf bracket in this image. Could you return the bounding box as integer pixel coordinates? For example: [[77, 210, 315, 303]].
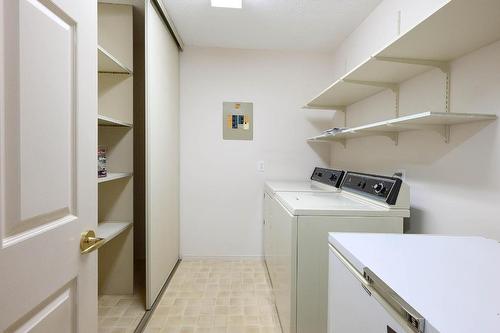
[[427, 124, 450, 143], [375, 55, 452, 142], [343, 79, 399, 91], [340, 139, 346, 149], [444, 125, 450, 143], [374, 56, 450, 73], [386, 124, 450, 143], [382, 132, 399, 145], [373, 56, 451, 112], [355, 131, 399, 145], [343, 78, 400, 117]]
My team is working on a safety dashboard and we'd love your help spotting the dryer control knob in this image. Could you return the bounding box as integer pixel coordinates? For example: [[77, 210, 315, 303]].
[[373, 183, 385, 194]]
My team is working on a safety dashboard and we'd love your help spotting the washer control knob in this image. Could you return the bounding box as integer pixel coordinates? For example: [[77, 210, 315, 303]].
[[329, 174, 337, 181], [373, 182, 385, 194]]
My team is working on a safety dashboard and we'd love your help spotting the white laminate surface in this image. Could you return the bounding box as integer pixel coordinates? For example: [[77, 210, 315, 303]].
[[329, 233, 500, 333]]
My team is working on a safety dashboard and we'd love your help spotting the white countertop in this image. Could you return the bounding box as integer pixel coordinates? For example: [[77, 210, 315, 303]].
[[329, 233, 500, 333]]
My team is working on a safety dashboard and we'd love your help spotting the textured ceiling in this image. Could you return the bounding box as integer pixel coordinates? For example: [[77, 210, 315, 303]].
[[162, 0, 382, 50]]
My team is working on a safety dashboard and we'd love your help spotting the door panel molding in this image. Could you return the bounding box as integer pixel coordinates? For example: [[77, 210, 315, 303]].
[[5, 280, 76, 333], [2, 214, 76, 249], [2, 0, 77, 239]]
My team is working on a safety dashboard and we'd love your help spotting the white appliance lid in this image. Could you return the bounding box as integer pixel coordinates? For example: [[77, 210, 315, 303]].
[[329, 233, 500, 333], [264, 180, 339, 195], [276, 192, 408, 217]]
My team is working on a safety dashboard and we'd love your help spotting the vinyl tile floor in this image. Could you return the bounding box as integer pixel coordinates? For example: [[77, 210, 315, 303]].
[[98, 292, 145, 333], [98, 260, 147, 333], [144, 259, 283, 333]]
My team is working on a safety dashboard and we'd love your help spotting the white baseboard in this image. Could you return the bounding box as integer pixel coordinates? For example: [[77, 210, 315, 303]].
[[180, 255, 264, 261]]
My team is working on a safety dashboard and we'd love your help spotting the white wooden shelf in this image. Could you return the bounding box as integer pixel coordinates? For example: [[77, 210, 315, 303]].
[[98, 172, 133, 184], [306, 0, 500, 109], [98, 45, 133, 74], [308, 112, 497, 144], [98, 114, 133, 127], [97, 221, 132, 246]]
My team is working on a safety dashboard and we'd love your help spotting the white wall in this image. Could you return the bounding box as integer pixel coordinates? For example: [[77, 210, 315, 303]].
[[329, 0, 500, 240], [180, 47, 334, 257]]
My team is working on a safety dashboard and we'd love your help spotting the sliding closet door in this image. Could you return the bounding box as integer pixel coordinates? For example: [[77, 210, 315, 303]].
[[145, 0, 180, 308]]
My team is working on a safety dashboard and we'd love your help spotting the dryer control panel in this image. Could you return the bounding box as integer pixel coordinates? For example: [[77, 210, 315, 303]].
[[341, 172, 402, 205], [310, 167, 345, 188]]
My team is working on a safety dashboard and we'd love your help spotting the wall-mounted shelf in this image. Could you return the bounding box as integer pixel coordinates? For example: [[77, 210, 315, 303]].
[[305, 0, 500, 110], [308, 112, 497, 145], [97, 221, 132, 246], [98, 172, 133, 184], [98, 45, 133, 74], [98, 114, 133, 127]]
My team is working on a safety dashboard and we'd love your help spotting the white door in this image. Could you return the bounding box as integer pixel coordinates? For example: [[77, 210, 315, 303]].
[[145, 0, 180, 308], [0, 0, 97, 332]]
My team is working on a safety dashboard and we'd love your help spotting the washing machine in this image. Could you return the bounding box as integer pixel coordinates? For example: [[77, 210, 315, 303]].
[[267, 171, 410, 333], [263, 167, 345, 281]]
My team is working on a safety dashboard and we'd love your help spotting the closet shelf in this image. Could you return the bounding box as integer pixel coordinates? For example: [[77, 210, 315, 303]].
[[98, 114, 133, 127], [97, 221, 132, 246], [98, 45, 133, 74], [305, 0, 500, 110], [308, 112, 497, 144], [98, 172, 133, 184]]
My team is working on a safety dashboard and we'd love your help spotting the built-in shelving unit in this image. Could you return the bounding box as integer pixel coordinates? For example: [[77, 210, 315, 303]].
[[98, 114, 133, 127], [98, 172, 133, 184], [98, 45, 133, 74], [97, 3, 135, 297], [305, 0, 500, 110], [308, 112, 497, 146], [97, 221, 133, 245]]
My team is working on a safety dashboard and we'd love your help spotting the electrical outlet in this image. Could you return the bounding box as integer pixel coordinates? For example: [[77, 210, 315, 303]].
[[257, 161, 265, 172], [394, 169, 406, 180]]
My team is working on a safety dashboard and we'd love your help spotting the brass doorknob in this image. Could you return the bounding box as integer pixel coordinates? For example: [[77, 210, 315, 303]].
[[80, 230, 105, 254]]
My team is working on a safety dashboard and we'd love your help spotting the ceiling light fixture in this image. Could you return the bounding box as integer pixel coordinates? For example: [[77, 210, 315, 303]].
[[210, 0, 242, 9]]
